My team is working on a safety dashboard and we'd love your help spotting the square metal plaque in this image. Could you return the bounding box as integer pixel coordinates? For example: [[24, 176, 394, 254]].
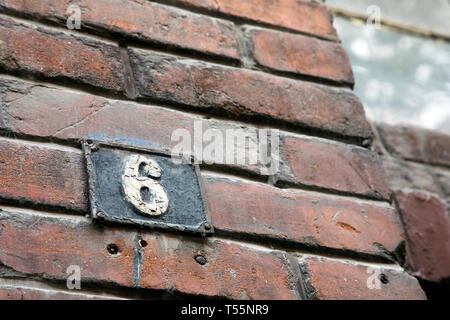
[[81, 135, 213, 236]]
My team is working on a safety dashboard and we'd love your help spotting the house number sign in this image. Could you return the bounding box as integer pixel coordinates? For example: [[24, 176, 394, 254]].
[[81, 135, 213, 236]]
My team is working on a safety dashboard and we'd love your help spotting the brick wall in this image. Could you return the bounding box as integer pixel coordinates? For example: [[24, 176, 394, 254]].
[[0, 0, 437, 300], [372, 124, 450, 298]]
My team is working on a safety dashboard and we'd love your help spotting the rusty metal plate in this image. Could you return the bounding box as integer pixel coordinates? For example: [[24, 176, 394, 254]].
[[81, 135, 213, 236]]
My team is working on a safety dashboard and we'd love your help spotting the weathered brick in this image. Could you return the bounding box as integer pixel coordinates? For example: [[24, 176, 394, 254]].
[[0, 286, 118, 300], [204, 175, 404, 258], [129, 48, 372, 140], [368, 121, 386, 156], [0, 77, 193, 150], [0, 134, 402, 259], [0, 77, 382, 200], [433, 169, 450, 204], [0, 209, 300, 299], [172, 0, 338, 40], [0, 77, 262, 175], [377, 124, 450, 167], [0, 138, 88, 212], [280, 135, 391, 200], [247, 27, 354, 84], [298, 256, 426, 300], [0, 15, 125, 92], [0, 0, 239, 60], [0, 210, 137, 288], [382, 158, 442, 195], [1, 80, 383, 202], [394, 190, 450, 283], [138, 235, 299, 299]]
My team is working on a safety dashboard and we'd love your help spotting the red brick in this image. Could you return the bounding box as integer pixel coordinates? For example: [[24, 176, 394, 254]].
[[377, 124, 450, 167], [382, 158, 442, 195], [1, 78, 377, 194], [0, 77, 262, 175], [0, 288, 23, 300], [0, 16, 125, 92], [0, 209, 300, 299], [0, 137, 403, 259], [0, 0, 239, 60], [0, 78, 383, 202], [0, 210, 137, 288], [129, 48, 372, 140], [173, 0, 338, 40], [247, 27, 354, 85], [139, 235, 299, 299], [0, 77, 193, 150], [204, 175, 404, 258], [0, 139, 88, 212], [0, 79, 381, 201], [368, 121, 386, 156], [281, 135, 391, 200], [394, 190, 450, 283], [0, 286, 117, 300], [299, 256, 426, 300], [433, 169, 450, 203]]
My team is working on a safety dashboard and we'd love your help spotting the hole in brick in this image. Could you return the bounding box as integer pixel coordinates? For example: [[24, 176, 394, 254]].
[[107, 243, 119, 255], [139, 239, 148, 248], [194, 255, 207, 265], [379, 273, 389, 284]]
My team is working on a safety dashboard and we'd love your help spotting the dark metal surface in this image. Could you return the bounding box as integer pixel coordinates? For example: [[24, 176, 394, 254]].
[[81, 135, 213, 236]]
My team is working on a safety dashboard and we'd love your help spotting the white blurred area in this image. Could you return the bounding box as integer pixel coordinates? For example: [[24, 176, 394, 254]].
[[326, 0, 450, 134]]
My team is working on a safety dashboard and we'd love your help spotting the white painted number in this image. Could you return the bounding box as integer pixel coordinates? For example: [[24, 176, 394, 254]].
[[122, 155, 169, 216]]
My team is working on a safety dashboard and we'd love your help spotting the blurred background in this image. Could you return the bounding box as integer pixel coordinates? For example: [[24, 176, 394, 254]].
[[325, 0, 450, 135]]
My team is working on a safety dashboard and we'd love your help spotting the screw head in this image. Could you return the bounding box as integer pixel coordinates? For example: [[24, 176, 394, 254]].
[[203, 223, 211, 230]]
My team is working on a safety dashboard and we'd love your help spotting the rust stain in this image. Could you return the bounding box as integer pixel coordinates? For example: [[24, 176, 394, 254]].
[[336, 222, 360, 234]]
